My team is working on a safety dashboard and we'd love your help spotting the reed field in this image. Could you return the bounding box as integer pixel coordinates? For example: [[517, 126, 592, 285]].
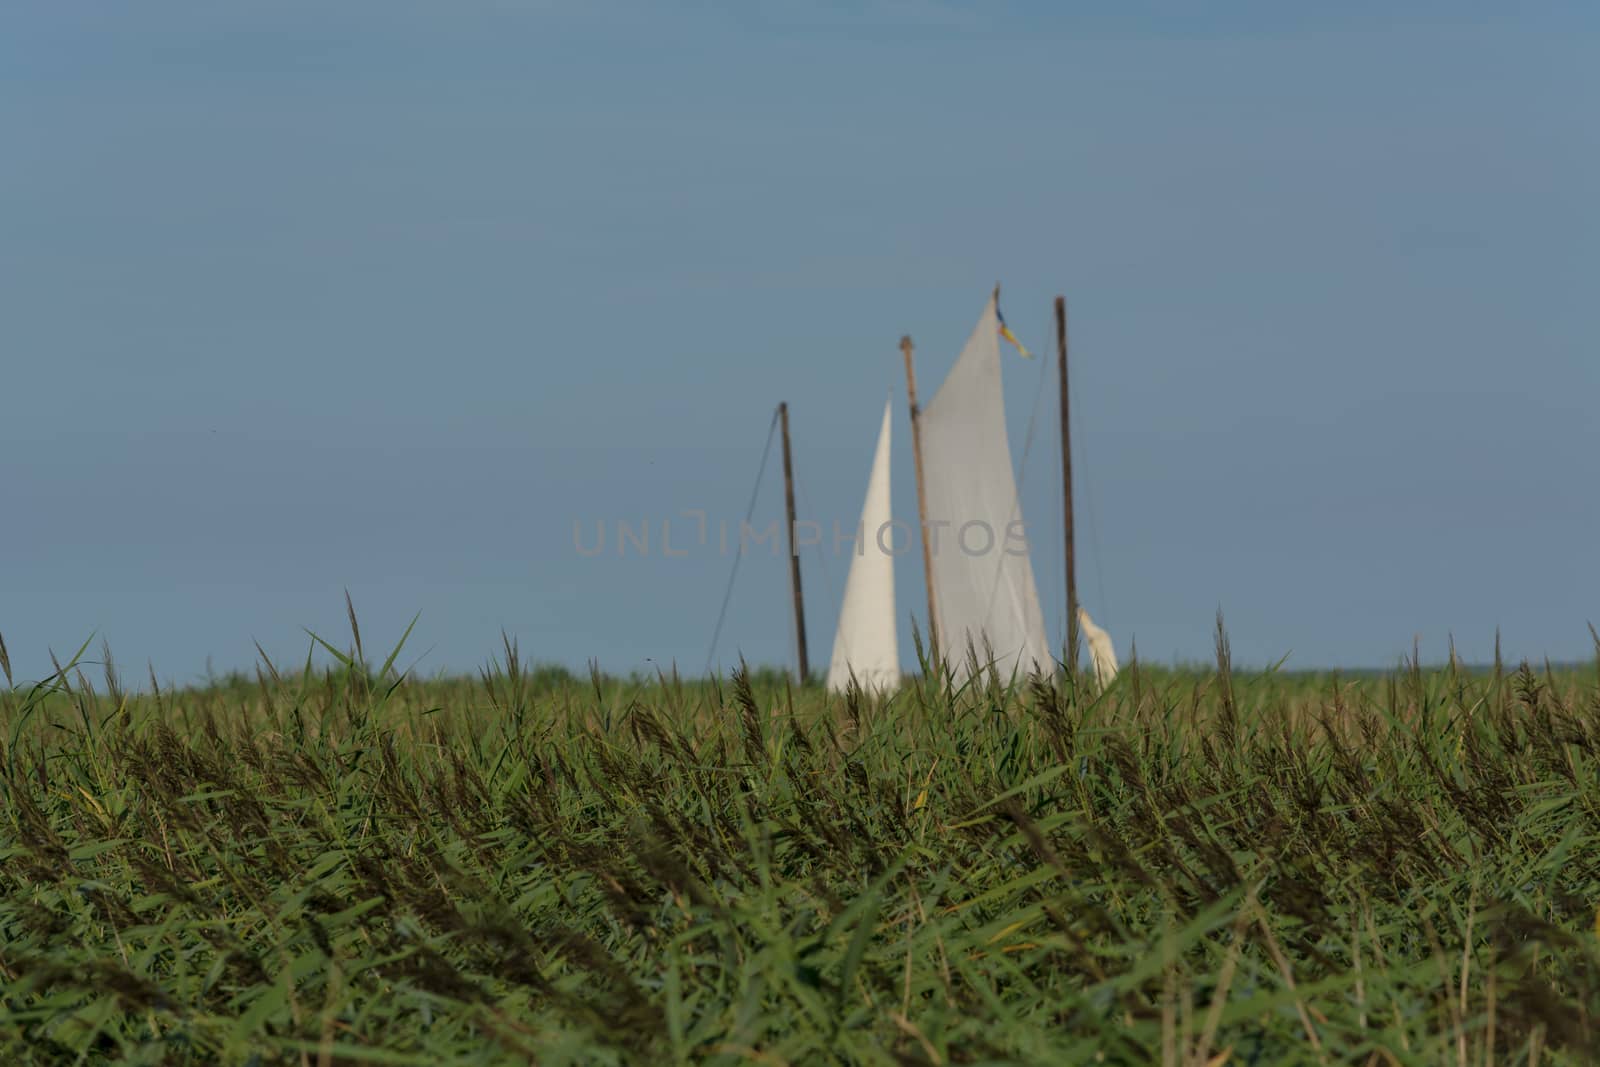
[[3, 618, 1600, 1065]]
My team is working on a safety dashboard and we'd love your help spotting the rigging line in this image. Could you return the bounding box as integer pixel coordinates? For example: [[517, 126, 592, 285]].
[[704, 405, 782, 677], [792, 470, 835, 613], [1070, 326, 1111, 630]]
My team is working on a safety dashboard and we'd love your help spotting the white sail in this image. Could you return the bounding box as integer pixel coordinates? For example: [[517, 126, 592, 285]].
[[918, 293, 1053, 680], [826, 399, 900, 694], [1077, 606, 1119, 691]]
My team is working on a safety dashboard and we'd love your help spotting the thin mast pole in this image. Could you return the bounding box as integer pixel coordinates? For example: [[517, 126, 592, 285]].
[[901, 336, 941, 658], [1055, 296, 1079, 676], [778, 402, 809, 684]]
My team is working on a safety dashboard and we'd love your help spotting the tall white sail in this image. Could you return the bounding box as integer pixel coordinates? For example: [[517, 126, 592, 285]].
[[826, 399, 900, 694], [918, 293, 1052, 679]]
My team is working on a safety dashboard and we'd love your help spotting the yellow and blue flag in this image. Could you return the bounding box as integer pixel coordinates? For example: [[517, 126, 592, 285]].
[[996, 304, 1032, 358]]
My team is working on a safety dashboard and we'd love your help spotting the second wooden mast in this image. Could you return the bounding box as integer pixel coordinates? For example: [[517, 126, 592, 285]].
[[1055, 296, 1079, 675], [901, 335, 941, 659], [778, 402, 809, 684]]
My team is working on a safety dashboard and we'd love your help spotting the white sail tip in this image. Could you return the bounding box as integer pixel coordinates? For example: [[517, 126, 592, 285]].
[[1077, 607, 1119, 691]]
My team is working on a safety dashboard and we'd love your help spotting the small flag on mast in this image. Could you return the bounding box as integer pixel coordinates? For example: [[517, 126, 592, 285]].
[[996, 303, 1032, 358]]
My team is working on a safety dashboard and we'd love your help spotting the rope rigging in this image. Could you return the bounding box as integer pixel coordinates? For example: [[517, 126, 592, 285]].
[[703, 405, 782, 677]]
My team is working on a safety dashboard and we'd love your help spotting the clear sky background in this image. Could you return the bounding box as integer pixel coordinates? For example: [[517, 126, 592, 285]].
[[2, 2, 1595, 686]]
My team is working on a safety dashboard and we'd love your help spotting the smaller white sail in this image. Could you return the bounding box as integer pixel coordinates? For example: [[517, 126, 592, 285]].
[[826, 399, 900, 694], [1077, 606, 1119, 691]]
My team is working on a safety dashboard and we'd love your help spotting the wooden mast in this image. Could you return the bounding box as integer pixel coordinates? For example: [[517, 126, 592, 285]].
[[1055, 296, 1079, 676], [901, 335, 941, 658], [777, 402, 809, 684]]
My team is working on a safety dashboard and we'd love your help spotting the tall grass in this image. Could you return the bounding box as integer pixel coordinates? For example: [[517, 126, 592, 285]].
[[2, 620, 1599, 1064]]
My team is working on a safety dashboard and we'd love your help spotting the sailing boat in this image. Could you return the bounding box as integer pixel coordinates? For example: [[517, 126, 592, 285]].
[[822, 288, 1117, 690], [711, 325, 1084, 688]]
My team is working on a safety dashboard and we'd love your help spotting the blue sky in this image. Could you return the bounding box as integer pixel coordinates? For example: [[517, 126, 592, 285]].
[[2, 2, 1595, 685]]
